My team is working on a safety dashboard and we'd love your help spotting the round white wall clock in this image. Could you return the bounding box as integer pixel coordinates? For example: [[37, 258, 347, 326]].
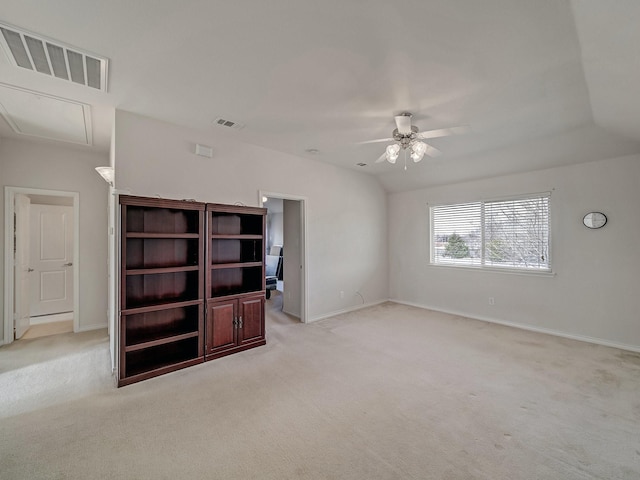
[[583, 212, 607, 229]]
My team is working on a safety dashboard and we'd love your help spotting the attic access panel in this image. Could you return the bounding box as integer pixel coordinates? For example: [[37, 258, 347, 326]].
[[0, 84, 92, 145]]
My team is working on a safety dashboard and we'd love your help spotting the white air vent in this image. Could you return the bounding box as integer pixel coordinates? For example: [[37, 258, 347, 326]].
[[213, 117, 244, 130], [0, 22, 108, 92]]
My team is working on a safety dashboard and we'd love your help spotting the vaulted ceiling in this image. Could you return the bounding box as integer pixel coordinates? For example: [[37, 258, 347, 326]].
[[1, 0, 639, 192]]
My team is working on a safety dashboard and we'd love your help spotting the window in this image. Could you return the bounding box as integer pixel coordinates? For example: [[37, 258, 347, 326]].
[[430, 194, 550, 272]]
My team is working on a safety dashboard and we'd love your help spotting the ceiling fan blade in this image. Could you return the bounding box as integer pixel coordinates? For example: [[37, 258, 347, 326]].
[[356, 137, 395, 145], [394, 113, 413, 135], [424, 143, 442, 157], [417, 125, 471, 140], [374, 151, 387, 163]]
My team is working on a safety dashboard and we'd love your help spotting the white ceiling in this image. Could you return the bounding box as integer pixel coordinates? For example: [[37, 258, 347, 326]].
[[0, 0, 639, 192]]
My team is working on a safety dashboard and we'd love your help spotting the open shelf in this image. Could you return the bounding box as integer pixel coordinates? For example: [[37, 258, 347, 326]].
[[126, 238, 200, 269], [121, 299, 202, 316], [126, 265, 200, 276], [126, 206, 200, 234], [124, 265, 200, 309], [210, 265, 263, 297], [210, 238, 262, 264], [124, 305, 200, 347], [211, 262, 262, 270], [209, 213, 263, 236], [124, 336, 200, 378], [210, 234, 262, 240], [127, 233, 200, 239], [125, 331, 199, 352]]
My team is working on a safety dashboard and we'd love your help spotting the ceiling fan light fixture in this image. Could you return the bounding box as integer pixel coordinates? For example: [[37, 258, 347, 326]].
[[386, 144, 400, 163], [410, 141, 427, 162]]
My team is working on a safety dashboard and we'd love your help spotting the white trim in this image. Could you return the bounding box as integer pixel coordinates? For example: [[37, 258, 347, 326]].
[[309, 299, 389, 323], [3, 187, 13, 344], [75, 322, 108, 333], [3, 186, 80, 345], [259, 190, 309, 324], [390, 299, 640, 354], [427, 263, 556, 277], [282, 308, 300, 319], [426, 190, 552, 209], [108, 187, 118, 373]]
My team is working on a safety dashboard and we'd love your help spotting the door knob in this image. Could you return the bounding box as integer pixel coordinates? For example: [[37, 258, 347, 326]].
[[63, 262, 73, 267], [27, 268, 34, 272]]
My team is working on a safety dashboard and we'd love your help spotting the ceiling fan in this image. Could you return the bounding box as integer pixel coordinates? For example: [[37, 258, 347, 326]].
[[361, 113, 469, 170]]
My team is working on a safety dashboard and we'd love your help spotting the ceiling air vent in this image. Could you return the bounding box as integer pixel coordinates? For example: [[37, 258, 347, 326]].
[[0, 22, 109, 92], [213, 117, 244, 130]]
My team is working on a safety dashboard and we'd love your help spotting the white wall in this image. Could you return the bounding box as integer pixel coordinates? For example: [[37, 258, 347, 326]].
[[266, 211, 283, 252], [389, 153, 640, 350], [0, 139, 110, 342], [114, 111, 388, 320], [282, 199, 301, 317]]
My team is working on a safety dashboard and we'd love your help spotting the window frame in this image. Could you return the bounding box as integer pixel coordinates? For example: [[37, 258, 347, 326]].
[[429, 192, 552, 275]]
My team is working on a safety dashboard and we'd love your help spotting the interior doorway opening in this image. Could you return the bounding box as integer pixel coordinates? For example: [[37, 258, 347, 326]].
[[4, 187, 80, 345], [260, 192, 307, 323]]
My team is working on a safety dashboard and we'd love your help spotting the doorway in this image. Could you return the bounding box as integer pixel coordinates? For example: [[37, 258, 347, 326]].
[[4, 187, 80, 344], [260, 191, 307, 323]]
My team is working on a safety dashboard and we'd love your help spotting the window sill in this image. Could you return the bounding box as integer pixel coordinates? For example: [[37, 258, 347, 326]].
[[428, 263, 556, 277]]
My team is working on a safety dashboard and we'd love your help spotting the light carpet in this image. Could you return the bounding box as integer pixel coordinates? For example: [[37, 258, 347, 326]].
[[1, 296, 639, 479]]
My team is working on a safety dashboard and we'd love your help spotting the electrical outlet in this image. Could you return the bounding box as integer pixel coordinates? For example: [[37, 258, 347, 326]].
[[340, 290, 345, 299], [488, 297, 495, 305]]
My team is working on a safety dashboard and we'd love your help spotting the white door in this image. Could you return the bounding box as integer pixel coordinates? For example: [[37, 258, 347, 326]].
[[14, 194, 31, 339], [29, 204, 74, 317]]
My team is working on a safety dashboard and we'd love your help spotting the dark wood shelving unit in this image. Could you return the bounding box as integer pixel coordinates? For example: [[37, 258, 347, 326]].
[[118, 198, 267, 386], [205, 204, 267, 360], [119, 196, 205, 386]]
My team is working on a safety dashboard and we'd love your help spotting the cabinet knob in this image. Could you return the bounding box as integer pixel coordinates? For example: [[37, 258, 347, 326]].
[[239, 316, 243, 328]]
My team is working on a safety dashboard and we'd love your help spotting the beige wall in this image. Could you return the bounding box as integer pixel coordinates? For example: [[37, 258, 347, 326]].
[[114, 110, 389, 320], [0, 139, 109, 342], [389, 153, 640, 350]]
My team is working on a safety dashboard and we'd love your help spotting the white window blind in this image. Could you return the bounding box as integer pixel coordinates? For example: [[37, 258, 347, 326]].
[[430, 194, 550, 272], [432, 202, 481, 266]]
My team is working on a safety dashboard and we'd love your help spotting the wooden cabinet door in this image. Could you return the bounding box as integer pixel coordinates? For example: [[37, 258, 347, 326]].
[[206, 300, 237, 355], [238, 295, 264, 346]]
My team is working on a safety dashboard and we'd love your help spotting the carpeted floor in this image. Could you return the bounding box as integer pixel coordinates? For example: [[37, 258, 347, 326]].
[[1, 295, 639, 479]]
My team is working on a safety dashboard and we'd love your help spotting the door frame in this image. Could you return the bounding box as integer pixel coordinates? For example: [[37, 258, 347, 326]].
[[3, 186, 80, 344], [259, 191, 308, 323]]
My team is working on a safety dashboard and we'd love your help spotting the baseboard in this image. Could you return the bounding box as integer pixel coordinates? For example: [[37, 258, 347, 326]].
[[282, 308, 301, 320], [390, 299, 640, 354], [309, 299, 389, 323], [75, 323, 108, 333]]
